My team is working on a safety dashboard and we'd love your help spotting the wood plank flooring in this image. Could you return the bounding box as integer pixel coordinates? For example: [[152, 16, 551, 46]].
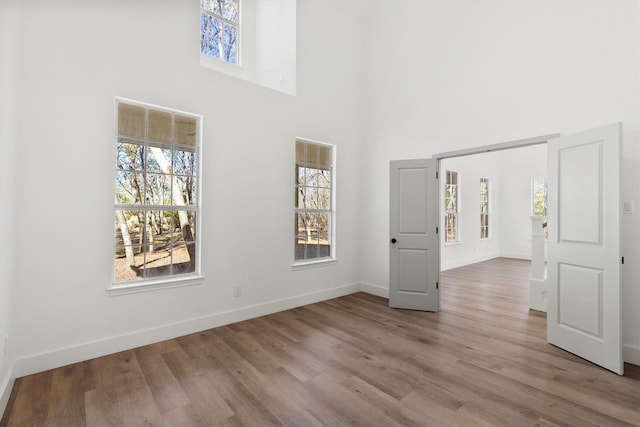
[[2, 258, 639, 426]]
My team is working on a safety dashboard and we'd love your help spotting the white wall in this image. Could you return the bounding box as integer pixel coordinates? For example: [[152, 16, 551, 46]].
[[9, 0, 367, 376], [499, 145, 547, 259], [0, 0, 20, 413], [440, 153, 501, 270], [255, 0, 296, 94], [361, 0, 640, 364]]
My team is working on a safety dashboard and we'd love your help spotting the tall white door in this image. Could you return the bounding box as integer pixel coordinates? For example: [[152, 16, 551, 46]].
[[547, 123, 623, 374], [389, 159, 439, 311]]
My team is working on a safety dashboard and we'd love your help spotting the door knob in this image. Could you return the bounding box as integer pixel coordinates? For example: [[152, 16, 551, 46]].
[[391, 238, 397, 244]]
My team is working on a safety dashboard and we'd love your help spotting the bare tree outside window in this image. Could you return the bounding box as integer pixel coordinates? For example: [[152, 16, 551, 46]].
[[114, 100, 201, 284], [445, 170, 459, 243], [201, 0, 239, 64], [480, 177, 489, 239], [295, 140, 334, 261]]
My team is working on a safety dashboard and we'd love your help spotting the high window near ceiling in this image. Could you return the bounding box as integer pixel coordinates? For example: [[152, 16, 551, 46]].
[[445, 170, 459, 243], [113, 99, 202, 291], [295, 139, 335, 263], [532, 177, 548, 238], [200, 0, 239, 65], [199, 0, 297, 95], [480, 177, 489, 239]]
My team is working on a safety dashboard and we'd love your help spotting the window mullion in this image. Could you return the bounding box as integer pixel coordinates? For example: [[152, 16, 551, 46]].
[[201, 9, 238, 29]]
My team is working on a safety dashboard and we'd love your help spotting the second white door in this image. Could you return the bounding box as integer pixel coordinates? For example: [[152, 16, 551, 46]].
[[547, 123, 623, 375]]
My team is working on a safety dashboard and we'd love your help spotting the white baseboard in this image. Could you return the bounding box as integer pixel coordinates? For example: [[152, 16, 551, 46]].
[[441, 254, 499, 271], [359, 282, 389, 299], [14, 283, 360, 378], [624, 344, 640, 367], [499, 252, 531, 261], [0, 364, 15, 421], [7, 279, 639, 401], [529, 278, 547, 312]]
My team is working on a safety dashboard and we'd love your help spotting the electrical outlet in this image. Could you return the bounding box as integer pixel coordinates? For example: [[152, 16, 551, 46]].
[[234, 286, 241, 298]]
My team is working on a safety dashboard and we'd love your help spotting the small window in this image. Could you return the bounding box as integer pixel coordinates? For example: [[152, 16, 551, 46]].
[[480, 177, 489, 239], [532, 178, 547, 216], [200, 0, 239, 65], [532, 178, 548, 238], [114, 99, 201, 286], [295, 139, 334, 262], [445, 170, 459, 243]]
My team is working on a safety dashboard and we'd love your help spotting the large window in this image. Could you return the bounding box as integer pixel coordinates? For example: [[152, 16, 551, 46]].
[[480, 177, 489, 239], [114, 99, 201, 286], [295, 139, 334, 262], [200, 0, 239, 65], [445, 170, 459, 243]]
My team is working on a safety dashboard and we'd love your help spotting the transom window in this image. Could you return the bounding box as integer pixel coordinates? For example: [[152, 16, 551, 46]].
[[480, 177, 489, 239], [114, 99, 201, 285], [295, 140, 334, 262], [445, 170, 459, 243], [200, 0, 239, 65]]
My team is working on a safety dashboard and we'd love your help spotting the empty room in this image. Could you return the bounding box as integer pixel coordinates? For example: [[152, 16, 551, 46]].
[[1, 0, 640, 425]]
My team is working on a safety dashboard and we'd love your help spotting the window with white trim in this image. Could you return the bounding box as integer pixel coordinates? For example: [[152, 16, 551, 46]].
[[532, 178, 547, 217], [200, 0, 239, 65], [114, 99, 201, 285], [295, 139, 334, 262], [445, 170, 459, 243], [480, 177, 489, 239], [532, 177, 548, 238]]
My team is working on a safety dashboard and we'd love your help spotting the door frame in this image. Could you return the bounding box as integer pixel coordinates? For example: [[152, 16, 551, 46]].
[[432, 133, 560, 160]]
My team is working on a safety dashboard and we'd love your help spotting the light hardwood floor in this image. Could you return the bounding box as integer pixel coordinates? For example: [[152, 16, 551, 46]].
[[2, 258, 639, 426]]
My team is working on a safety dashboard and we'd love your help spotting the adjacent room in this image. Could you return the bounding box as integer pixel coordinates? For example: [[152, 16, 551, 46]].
[[1, 0, 639, 425]]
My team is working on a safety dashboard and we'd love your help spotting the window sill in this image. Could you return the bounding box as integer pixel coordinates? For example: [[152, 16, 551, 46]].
[[200, 54, 245, 77], [444, 242, 461, 247], [292, 258, 337, 270], [108, 275, 204, 296]]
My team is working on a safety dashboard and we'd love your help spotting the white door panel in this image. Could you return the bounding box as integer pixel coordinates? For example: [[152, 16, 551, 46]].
[[389, 159, 439, 311], [547, 123, 622, 375], [558, 142, 602, 243], [398, 168, 430, 233]]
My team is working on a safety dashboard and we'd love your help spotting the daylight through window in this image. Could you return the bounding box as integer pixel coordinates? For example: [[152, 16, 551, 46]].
[[480, 177, 489, 239], [295, 140, 334, 262], [532, 178, 547, 217], [445, 170, 459, 243], [114, 99, 201, 285], [532, 178, 548, 239], [200, 0, 239, 65]]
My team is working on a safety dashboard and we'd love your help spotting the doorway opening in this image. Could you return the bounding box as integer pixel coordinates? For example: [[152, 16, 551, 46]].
[[435, 134, 556, 313], [428, 124, 624, 374]]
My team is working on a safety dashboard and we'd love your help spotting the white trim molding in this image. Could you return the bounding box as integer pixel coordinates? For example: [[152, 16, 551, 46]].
[[624, 344, 640, 367], [0, 364, 15, 420], [13, 283, 360, 379], [359, 282, 389, 299]]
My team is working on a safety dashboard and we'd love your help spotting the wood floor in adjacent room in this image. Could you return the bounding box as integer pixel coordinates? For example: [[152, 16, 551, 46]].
[[2, 258, 640, 426]]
